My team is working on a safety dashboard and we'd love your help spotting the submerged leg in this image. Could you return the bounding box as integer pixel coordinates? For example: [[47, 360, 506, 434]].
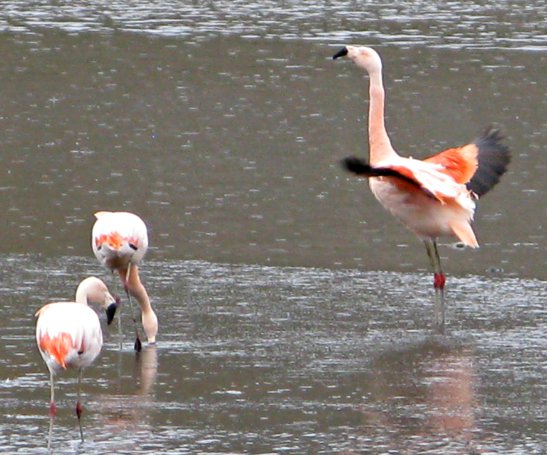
[[424, 239, 446, 334], [122, 263, 142, 352], [76, 369, 84, 443]]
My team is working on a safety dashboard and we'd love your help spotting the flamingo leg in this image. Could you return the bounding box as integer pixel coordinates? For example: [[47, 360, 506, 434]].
[[48, 370, 56, 450], [48, 370, 56, 416], [117, 305, 123, 350], [76, 369, 84, 443], [424, 239, 446, 334], [123, 263, 143, 352], [109, 268, 124, 350]]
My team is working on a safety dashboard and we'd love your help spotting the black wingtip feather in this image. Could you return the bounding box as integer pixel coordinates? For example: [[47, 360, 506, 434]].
[[468, 126, 511, 197], [341, 156, 375, 175], [340, 156, 426, 190]]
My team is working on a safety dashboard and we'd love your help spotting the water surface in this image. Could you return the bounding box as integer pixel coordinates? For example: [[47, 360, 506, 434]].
[[0, 1, 545, 453], [1, 255, 546, 453]]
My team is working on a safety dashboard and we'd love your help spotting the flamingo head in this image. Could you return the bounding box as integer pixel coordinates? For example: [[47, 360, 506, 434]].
[[333, 45, 383, 74], [76, 277, 119, 324]]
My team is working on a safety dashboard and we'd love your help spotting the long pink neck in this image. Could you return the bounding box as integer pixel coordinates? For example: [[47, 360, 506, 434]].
[[119, 266, 153, 315], [367, 70, 396, 165], [119, 265, 158, 343]]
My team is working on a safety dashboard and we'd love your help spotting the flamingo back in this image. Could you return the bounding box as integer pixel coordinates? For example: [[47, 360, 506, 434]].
[[92, 211, 148, 270]]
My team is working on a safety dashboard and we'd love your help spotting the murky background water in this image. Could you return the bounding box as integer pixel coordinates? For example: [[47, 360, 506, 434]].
[[0, 1, 545, 453]]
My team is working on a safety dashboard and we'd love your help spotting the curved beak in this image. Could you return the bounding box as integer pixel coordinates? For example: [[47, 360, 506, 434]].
[[332, 47, 348, 60], [105, 296, 120, 325]]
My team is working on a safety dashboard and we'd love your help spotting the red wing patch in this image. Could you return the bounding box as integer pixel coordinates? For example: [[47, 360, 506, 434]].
[[39, 332, 75, 369], [95, 232, 124, 250], [423, 144, 479, 184]]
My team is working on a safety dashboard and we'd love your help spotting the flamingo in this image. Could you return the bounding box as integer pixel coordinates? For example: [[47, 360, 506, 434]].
[[92, 211, 158, 351], [333, 46, 510, 332], [35, 276, 117, 446]]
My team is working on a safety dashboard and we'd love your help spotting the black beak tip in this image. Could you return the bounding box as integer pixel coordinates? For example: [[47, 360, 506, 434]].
[[333, 47, 348, 60], [134, 337, 142, 352], [106, 302, 118, 325]]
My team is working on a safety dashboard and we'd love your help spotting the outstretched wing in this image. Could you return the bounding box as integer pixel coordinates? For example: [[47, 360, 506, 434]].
[[467, 127, 511, 197], [341, 156, 463, 204], [423, 144, 478, 184], [424, 127, 511, 197]]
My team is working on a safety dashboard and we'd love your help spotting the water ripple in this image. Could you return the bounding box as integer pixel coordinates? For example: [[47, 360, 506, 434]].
[[1, 0, 545, 49], [0, 254, 545, 453]]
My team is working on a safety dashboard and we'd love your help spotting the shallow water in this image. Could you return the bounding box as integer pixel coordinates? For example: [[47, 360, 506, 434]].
[[1, 255, 546, 453], [0, 1, 546, 453]]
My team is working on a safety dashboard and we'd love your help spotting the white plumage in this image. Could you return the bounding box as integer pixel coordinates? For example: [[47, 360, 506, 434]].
[[91, 211, 158, 347], [92, 211, 148, 269], [36, 303, 102, 374], [35, 277, 116, 444]]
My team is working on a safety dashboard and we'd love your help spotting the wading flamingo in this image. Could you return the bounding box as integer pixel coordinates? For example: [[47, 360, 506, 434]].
[[333, 46, 510, 332], [35, 277, 117, 446], [92, 211, 158, 351]]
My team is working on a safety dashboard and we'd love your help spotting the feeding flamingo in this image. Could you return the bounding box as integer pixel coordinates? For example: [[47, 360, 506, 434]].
[[35, 276, 117, 446], [92, 211, 158, 351], [333, 46, 510, 331]]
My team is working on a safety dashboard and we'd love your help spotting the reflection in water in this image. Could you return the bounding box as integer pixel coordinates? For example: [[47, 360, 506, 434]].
[[359, 341, 478, 453], [100, 346, 158, 427], [427, 352, 475, 440], [135, 345, 158, 397], [87, 346, 158, 451]]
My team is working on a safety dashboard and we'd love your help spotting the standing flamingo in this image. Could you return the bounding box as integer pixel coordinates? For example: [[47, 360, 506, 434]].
[[35, 276, 117, 446], [92, 211, 158, 351], [333, 46, 510, 332]]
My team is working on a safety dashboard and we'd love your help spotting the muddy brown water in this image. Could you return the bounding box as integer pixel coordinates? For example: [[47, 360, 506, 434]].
[[0, 1, 545, 453]]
